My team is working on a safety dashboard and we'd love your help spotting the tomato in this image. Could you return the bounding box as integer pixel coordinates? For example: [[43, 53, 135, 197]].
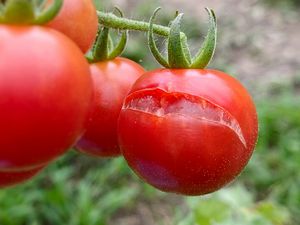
[[0, 166, 44, 188], [76, 57, 145, 157], [118, 69, 258, 195], [0, 25, 93, 171], [47, 0, 98, 53]]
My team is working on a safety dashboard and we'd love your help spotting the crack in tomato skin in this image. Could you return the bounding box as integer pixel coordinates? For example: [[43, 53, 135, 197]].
[[118, 69, 258, 195], [124, 90, 247, 148]]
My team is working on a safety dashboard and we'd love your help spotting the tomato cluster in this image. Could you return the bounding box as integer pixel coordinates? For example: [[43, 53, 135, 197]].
[[0, 0, 98, 187], [0, 1, 258, 195]]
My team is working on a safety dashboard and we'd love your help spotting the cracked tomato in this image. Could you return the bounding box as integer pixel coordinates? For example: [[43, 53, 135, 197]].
[[118, 69, 258, 195]]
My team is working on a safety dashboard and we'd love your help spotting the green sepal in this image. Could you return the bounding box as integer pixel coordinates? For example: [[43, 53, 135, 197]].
[[0, 3, 4, 22], [0, 0, 63, 25], [147, 7, 217, 69], [168, 13, 191, 68], [35, 0, 63, 24], [91, 26, 128, 62], [181, 35, 192, 64], [35, 0, 47, 9], [148, 8, 170, 68], [85, 50, 94, 63], [107, 30, 127, 60], [190, 8, 217, 69], [93, 27, 111, 61], [0, 2, 4, 11], [107, 34, 114, 53], [2, 0, 35, 24], [89, 7, 128, 63]]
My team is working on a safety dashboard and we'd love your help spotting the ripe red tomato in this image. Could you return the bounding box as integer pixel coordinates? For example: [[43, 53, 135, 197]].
[[0, 166, 44, 188], [118, 69, 258, 195], [76, 57, 145, 157], [0, 25, 93, 171], [47, 0, 98, 53]]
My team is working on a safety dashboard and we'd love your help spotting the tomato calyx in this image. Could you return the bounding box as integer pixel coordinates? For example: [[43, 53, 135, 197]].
[[0, 0, 62, 25], [148, 8, 217, 69], [86, 7, 127, 63]]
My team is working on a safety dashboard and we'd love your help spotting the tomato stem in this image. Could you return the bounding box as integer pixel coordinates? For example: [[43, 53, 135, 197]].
[[89, 8, 128, 62], [97, 10, 187, 39], [97, 8, 217, 69]]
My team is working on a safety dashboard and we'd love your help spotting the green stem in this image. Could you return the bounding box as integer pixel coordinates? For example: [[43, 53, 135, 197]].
[[97, 8, 217, 69], [97, 10, 187, 39]]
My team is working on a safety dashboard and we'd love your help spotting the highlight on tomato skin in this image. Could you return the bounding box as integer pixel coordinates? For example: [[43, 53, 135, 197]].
[[0, 25, 93, 171], [0, 166, 45, 188], [76, 57, 145, 157], [47, 0, 98, 53], [118, 69, 258, 196]]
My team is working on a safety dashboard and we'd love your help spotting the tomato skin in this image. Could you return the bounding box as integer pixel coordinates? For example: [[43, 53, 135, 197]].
[[76, 57, 145, 157], [118, 69, 258, 195], [47, 0, 98, 53], [0, 166, 45, 188], [0, 25, 93, 171]]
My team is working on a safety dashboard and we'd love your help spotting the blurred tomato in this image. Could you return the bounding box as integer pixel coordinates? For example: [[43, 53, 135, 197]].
[[47, 0, 98, 53], [76, 57, 145, 157]]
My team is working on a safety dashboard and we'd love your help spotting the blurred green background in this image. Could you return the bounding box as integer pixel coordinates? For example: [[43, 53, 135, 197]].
[[1, 0, 299, 224]]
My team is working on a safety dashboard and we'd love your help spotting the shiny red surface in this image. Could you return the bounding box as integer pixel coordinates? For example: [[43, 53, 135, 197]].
[[118, 69, 258, 195], [47, 0, 98, 53], [0, 166, 45, 188], [0, 25, 93, 171], [76, 57, 145, 157]]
